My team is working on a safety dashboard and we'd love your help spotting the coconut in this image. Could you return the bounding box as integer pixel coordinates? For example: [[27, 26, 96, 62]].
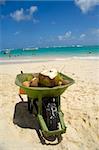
[[22, 81, 30, 87], [62, 79, 70, 85], [40, 69, 58, 79], [39, 69, 65, 87], [27, 75, 34, 81], [39, 75, 53, 87], [30, 77, 39, 87]]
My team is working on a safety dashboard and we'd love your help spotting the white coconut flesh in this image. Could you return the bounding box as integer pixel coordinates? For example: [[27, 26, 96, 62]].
[[40, 69, 58, 79]]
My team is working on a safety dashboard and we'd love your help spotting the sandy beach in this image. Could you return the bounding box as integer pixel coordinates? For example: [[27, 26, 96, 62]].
[[0, 58, 99, 150]]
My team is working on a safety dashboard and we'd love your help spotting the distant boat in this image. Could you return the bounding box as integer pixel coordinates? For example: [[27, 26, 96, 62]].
[[23, 47, 38, 51], [45, 46, 49, 48], [71, 45, 75, 47], [3, 49, 11, 54], [76, 45, 83, 47]]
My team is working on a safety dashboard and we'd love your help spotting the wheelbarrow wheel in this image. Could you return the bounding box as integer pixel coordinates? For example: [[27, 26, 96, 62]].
[[28, 97, 33, 113]]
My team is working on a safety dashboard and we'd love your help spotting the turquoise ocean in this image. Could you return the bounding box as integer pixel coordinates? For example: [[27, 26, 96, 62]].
[[0, 46, 99, 60]]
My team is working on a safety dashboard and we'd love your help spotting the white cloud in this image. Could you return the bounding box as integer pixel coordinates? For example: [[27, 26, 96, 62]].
[[33, 18, 39, 24], [65, 31, 72, 38], [58, 35, 63, 41], [10, 6, 38, 22], [29, 6, 38, 15], [80, 33, 86, 38], [91, 28, 99, 35], [10, 8, 27, 21], [14, 31, 20, 35], [58, 31, 72, 41], [75, 0, 99, 13]]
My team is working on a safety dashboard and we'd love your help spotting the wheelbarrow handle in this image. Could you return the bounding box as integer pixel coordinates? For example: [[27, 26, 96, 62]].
[[19, 94, 24, 101], [21, 71, 23, 74]]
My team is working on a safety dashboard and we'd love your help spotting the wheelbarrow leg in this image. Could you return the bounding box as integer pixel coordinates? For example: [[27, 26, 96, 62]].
[[28, 97, 33, 113], [19, 94, 24, 101]]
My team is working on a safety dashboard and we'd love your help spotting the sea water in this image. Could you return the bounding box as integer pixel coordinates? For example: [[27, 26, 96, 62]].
[[0, 46, 99, 59]]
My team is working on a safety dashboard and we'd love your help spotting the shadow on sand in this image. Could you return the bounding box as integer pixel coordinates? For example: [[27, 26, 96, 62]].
[[13, 101, 62, 145]]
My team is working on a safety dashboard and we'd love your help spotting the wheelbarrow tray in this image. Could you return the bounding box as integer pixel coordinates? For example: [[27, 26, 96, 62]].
[[15, 72, 74, 99]]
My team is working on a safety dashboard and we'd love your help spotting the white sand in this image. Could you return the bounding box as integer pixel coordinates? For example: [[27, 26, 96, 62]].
[[0, 59, 99, 150]]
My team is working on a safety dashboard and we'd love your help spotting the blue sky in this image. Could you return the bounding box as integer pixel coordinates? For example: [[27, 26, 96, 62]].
[[0, 0, 99, 49]]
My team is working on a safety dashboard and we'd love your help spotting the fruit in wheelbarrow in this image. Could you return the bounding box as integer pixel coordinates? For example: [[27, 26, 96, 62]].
[[39, 69, 58, 87], [27, 75, 34, 81], [62, 79, 70, 85], [58, 81, 62, 86], [22, 81, 30, 87], [22, 69, 70, 88], [54, 74, 63, 86], [40, 69, 58, 79], [39, 75, 53, 87], [39, 69, 66, 87], [30, 77, 39, 87]]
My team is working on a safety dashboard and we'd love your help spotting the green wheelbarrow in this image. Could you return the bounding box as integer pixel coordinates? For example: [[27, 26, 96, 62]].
[[15, 72, 74, 140]]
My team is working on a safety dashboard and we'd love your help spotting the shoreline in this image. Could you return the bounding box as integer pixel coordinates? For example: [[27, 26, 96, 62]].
[[0, 55, 99, 65]]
